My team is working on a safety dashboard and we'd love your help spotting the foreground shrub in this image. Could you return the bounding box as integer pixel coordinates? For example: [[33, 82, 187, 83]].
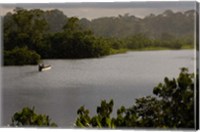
[[11, 107, 57, 127], [75, 68, 195, 129]]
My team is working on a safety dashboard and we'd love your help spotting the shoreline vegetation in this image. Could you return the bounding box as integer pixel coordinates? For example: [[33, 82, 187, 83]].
[[4, 47, 194, 66], [111, 46, 194, 54], [3, 8, 195, 66], [3, 48, 194, 66]]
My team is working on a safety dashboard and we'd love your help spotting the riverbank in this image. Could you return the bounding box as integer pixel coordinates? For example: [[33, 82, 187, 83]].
[[110, 46, 194, 54], [3, 46, 194, 66]]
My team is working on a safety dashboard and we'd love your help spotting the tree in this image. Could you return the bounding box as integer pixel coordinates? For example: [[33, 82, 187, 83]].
[[63, 17, 80, 31], [76, 100, 115, 128], [125, 34, 152, 49], [75, 68, 195, 128], [44, 9, 68, 33], [48, 16, 110, 59], [11, 107, 57, 127], [153, 68, 194, 128], [4, 8, 49, 54], [4, 47, 41, 66]]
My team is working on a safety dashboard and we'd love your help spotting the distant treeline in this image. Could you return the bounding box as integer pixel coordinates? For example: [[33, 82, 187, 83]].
[[81, 10, 195, 39], [3, 8, 195, 65]]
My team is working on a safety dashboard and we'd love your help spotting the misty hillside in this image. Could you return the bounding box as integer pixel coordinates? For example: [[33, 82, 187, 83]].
[[79, 9, 195, 39], [46, 9, 195, 39], [4, 8, 195, 39]]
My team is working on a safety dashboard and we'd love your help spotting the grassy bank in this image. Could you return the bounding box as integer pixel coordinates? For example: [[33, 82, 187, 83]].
[[110, 48, 128, 54], [130, 47, 171, 51], [110, 45, 194, 55]]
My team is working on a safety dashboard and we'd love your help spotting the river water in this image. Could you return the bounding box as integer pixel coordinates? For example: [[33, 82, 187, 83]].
[[2, 50, 195, 127]]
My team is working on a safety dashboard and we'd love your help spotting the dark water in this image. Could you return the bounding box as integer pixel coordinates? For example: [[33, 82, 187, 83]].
[[2, 50, 195, 127]]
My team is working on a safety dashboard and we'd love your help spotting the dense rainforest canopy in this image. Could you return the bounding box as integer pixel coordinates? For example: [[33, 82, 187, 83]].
[[3, 8, 195, 65]]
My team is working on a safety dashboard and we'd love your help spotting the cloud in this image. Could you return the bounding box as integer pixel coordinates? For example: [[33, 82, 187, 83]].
[[1, 1, 195, 9], [0, 1, 196, 19]]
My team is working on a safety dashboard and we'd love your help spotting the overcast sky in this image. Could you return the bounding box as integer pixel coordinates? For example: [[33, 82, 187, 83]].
[[0, 1, 196, 20]]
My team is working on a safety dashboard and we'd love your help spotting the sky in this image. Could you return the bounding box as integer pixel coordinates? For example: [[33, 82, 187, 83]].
[[0, 1, 197, 20]]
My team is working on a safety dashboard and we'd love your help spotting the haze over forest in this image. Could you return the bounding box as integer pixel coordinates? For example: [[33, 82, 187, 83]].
[[4, 6, 195, 38], [3, 1, 196, 65], [1, 2, 196, 18]]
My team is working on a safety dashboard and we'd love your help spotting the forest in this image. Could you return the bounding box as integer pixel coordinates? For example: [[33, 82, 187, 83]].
[[3, 8, 195, 65]]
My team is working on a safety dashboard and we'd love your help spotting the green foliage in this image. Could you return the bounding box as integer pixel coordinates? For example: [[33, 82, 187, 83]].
[[125, 34, 152, 50], [63, 17, 80, 31], [4, 8, 49, 51], [75, 68, 195, 129], [11, 107, 57, 127], [123, 34, 192, 50], [3, 8, 194, 65], [4, 47, 40, 66], [84, 10, 194, 40], [76, 106, 91, 127], [48, 18, 110, 59], [44, 9, 68, 33], [153, 67, 194, 128], [76, 100, 115, 128], [3, 8, 50, 65], [4, 9, 111, 64]]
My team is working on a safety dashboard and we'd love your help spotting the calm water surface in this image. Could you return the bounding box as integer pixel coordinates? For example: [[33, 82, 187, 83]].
[[2, 50, 195, 127]]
